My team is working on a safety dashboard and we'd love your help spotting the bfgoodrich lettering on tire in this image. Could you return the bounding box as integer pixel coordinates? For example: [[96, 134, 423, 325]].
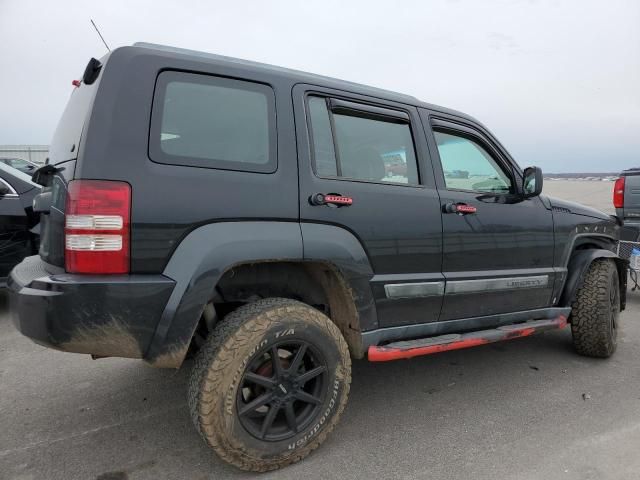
[[188, 298, 351, 472], [570, 258, 620, 358]]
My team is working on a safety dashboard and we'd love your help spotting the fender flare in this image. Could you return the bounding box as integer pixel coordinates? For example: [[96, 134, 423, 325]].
[[145, 221, 303, 366], [145, 221, 377, 367], [559, 248, 628, 309], [300, 222, 377, 331]]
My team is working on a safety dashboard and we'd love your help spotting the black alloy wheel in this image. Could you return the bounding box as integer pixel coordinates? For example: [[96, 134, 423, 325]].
[[237, 341, 328, 441]]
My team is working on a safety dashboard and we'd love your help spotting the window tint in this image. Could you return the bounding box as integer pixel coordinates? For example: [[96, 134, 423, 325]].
[[150, 72, 276, 172], [308, 97, 337, 177], [434, 131, 512, 193], [49, 79, 98, 164], [308, 96, 419, 185]]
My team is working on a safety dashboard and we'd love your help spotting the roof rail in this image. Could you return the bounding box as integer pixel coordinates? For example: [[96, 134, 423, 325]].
[[132, 42, 420, 103]]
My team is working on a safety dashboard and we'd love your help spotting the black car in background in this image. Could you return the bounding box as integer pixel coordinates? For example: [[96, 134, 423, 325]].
[[0, 157, 39, 175], [0, 162, 40, 285]]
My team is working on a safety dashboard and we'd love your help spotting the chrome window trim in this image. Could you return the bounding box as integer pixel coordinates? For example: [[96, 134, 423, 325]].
[[0, 177, 18, 197]]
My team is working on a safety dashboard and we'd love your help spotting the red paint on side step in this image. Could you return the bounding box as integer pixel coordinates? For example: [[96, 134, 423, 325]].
[[368, 315, 567, 362]]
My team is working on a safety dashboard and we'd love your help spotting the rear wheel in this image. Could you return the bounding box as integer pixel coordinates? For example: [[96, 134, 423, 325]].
[[570, 258, 620, 358], [188, 298, 351, 472]]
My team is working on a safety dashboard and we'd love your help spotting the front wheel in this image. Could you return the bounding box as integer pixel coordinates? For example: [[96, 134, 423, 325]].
[[188, 298, 351, 472], [570, 258, 620, 358]]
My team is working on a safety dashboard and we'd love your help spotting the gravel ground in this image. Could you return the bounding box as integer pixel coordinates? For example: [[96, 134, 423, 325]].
[[3, 180, 638, 480], [543, 179, 615, 214]]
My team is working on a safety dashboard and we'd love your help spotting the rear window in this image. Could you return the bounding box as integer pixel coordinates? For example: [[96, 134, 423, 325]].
[[149, 71, 276, 173], [48, 81, 98, 164]]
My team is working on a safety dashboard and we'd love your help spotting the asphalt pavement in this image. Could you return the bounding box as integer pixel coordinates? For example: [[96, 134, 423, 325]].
[[2, 180, 639, 480]]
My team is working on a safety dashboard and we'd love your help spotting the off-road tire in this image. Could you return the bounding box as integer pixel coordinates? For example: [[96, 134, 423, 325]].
[[188, 298, 351, 472], [570, 258, 620, 358]]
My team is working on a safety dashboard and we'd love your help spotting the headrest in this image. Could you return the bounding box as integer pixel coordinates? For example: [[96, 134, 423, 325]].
[[342, 146, 386, 182]]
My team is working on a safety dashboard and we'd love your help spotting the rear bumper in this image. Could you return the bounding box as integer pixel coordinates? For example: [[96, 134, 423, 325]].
[[8, 256, 175, 359]]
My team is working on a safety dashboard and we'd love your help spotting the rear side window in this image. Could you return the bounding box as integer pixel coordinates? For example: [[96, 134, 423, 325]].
[[150, 71, 276, 173], [308, 97, 338, 177], [307, 96, 419, 185], [49, 81, 98, 164]]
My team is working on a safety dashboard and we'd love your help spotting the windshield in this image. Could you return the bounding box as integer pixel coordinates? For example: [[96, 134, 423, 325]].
[[0, 161, 39, 193], [0, 157, 36, 171]]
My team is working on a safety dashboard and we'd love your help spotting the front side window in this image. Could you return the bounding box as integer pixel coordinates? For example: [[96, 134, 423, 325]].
[[434, 131, 512, 193], [150, 72, 276, 172], [308, 97, 419, 185]]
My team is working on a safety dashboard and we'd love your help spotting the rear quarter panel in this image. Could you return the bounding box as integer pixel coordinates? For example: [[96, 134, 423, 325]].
[[76, 47, 300, 273]]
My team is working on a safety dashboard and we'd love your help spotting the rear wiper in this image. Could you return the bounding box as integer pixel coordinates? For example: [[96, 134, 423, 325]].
[[31, 164, 63, 187]]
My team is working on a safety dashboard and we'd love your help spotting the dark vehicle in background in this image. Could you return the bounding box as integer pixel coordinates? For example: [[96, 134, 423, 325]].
[[0, 157, 39, 175], [614, 168, 640, 235], [0, 163, 40, 284], [9, 44, 627, 472], [613, 168, 640, 287]]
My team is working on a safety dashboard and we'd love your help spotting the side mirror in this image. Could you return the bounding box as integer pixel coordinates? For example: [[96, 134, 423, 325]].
[[0, 183, 12, 196], [523, 166, 543, 198]]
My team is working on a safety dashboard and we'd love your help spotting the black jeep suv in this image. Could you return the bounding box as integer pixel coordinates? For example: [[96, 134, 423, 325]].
[[9, 43, 627, 472]]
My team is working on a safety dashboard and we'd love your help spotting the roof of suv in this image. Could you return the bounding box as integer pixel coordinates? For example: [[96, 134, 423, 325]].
[[133, 42, 474, 121]]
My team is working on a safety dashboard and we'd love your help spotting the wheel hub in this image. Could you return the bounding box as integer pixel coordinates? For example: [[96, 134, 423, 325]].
[[275, 377, 297, 399]]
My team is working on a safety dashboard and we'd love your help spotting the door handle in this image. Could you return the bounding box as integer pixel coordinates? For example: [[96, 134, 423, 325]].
[[444, 202, 477, 215], [310, 193, 353, 207]]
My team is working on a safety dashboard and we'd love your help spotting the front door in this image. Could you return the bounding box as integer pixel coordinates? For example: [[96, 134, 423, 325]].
[[421, 112, 556, 321], [293, 85, 443, 328]]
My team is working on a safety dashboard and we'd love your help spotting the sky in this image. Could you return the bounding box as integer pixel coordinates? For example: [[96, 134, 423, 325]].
[[1, 0, 638, 173]]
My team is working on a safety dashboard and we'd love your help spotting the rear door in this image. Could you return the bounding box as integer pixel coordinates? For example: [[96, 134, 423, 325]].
[[421, 111, 556, 320], [293, 85, 443, 328]]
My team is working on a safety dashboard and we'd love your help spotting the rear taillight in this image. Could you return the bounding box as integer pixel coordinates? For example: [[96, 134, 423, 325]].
[[613, 177, 625, 209], [64, 180, 131, 274]]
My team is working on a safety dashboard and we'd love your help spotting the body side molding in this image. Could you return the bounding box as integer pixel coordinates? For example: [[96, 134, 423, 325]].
[[445, 275, 549, 295], [380, 274, 550, 299], [384, 281, 445, 299]]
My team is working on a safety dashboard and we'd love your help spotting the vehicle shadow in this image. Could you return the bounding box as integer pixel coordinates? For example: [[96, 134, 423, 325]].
[[2, 292, 635, 480]]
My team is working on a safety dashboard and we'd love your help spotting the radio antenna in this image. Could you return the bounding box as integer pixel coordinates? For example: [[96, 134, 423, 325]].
[[90, 19, 111, 52]]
